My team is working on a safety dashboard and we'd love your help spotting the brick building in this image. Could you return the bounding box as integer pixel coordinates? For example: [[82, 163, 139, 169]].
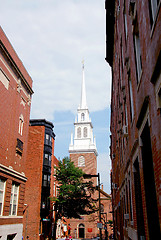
[[99, 189, 113, 239], [0, 27, 33, 239], [23, 119, 58, 239], [105, 0, 161, 239]]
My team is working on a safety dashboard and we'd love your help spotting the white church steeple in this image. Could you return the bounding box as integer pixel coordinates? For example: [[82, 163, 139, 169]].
[[80, 61, 87, 109], [69, 62, 97, 156]]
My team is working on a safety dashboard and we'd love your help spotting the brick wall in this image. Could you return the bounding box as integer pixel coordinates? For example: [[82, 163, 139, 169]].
[[107, 0, 161, 239], [23, 125, 45, 239], [0, 26, 33, 238]]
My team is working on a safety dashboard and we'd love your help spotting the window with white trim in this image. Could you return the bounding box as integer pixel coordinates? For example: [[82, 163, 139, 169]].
[[83, 127, 88, 138], [81, 113, 85, 121], [18, 114, 24, 135], [124, 0, 128, 41], [133, 18, 142, 83], [0, 179, 6, 216], [78, 156, 85, 167], [128, 74, 134, 121], [9, 183, 19, 216], [149, 0, 160, 26], [77, 127, 81, 138]]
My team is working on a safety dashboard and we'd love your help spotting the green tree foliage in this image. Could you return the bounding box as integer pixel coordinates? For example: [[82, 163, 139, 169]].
[[52, 157, 97, 240], [54, 157, 97, 219]]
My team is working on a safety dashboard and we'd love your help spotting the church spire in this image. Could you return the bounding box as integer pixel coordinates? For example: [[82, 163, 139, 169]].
[[69, 62, 97, 156], [80, 60, 87, 109]]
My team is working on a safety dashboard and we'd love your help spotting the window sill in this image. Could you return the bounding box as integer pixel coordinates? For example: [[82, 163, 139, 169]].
[[0, 216, 23, 218]]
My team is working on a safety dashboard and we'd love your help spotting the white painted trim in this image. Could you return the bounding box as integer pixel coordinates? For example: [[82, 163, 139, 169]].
[[0, 164, 27, 182]]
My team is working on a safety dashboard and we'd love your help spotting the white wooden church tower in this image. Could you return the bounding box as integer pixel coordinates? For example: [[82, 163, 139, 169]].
[[69, 62, 98, 180]]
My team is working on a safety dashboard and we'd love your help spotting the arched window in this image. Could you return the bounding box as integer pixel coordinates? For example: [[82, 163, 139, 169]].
[[19, 114, 24, 135], [83, 127, 87, 138], [78, 156, 85, 167], [81, 113, 85, 121], [77, 127, 81, 138]]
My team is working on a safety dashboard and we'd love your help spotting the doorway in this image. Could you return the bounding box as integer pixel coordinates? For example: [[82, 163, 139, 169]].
[[78, 223, 85, 238]]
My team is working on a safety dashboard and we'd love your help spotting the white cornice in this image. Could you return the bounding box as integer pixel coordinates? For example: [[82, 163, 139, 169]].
[[0, 164, 27, 182]]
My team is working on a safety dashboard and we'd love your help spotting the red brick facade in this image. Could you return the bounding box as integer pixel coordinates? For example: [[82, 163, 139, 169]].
[[23, 119, 56, 239], [69, 152, 98, 239], [0, 26, 33, 238], [23, 125, 45, 239], [106, 1, 161, 239]]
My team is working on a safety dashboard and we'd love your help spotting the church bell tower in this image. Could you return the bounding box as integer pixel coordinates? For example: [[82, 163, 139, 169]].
[[69, 62, 97, 176], [68, 62, 98, 239]]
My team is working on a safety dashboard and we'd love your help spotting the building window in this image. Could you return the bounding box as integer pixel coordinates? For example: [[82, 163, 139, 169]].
[[123, 1, 128, 41], [18, 114, 24, 135], [44, 153, 51, 167], [9, 183, 19, 216], [16, 138, 23, 155], [128, 74, 134, 121], [83, 127, 88, 138], [53, 182, 56, 196], [45, 133, 52, 146], [78, 156, 85, 167], [149, 0, 160, 26], [121, 38, 124, 72], [43, 174, 50, 187], [77, 127, 81, 138], [0, 179, 6, 216], [81, 113, 85, 121], [133, 19, 142, 83]]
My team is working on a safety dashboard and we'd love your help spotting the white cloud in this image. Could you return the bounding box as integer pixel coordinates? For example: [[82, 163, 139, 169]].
[[0, 0, 111, 121]]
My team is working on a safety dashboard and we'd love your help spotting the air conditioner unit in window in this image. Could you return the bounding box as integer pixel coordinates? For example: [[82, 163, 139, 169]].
[[122, 125, 128, 137]]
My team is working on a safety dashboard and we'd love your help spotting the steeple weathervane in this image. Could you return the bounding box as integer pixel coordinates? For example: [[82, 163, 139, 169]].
[[80, 60, 87, 109]]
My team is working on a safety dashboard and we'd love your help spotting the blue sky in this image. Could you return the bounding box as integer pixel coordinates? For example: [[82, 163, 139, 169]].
[[0, 0, 112, 193]]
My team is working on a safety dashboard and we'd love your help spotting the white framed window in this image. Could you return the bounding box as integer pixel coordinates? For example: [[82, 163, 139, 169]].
[[18, 114, 24, 135], [83, 127, 88, 138], [81, 113, 85, 121], [78, 156, 85, 167], [77, 127, 81, 138], [9, 183, 19, 216], [149, 0, 160, 26], [0, 179, 6, 216], [123, 1, 128, 40], [128, 75, 134, 121], [53, 182, 56, 196], [133, 20, 142, 82]]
